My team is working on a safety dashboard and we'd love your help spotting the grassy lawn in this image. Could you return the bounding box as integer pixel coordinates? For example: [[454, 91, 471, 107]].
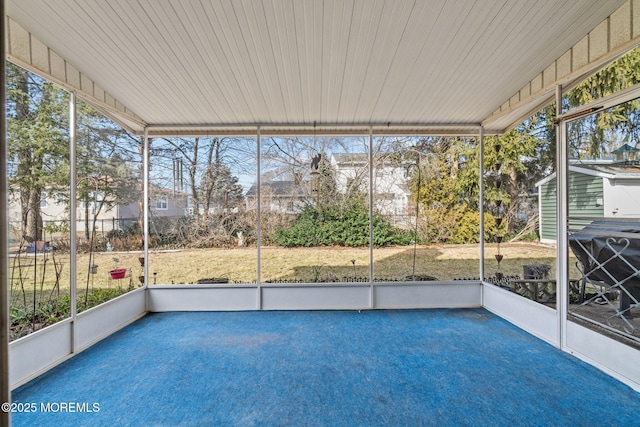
[[141, 243, 563, 284], [9, 242, 572, 340], [10, 242, 566, 296]]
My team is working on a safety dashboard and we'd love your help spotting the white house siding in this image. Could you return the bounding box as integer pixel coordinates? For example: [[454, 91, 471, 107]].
[[331, 159, 367, 195], [373, 167, 410, 218], [603, 178, 640, 217], [331, 154, 412, 227]]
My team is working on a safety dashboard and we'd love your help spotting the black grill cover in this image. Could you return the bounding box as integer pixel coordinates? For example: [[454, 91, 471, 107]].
[[569, 219, 640, 300]]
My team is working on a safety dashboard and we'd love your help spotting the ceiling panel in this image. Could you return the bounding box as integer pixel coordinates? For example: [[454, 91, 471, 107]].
[[6, 0, 628, 134]]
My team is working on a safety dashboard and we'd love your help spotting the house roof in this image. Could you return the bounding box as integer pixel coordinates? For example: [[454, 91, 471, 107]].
[[149, 184, 189, 198], [575, 163, 640, 178], [331, 152, 410, 167], [535, 163, 640, 187], [331, 153, 368, 166], [612, 143, 640, 153], [6, 1, 633, 137]]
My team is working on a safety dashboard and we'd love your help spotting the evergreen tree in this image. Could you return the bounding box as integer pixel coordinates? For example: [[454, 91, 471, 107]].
[[565, 48, 640, 156], [7, 63, 69, 242]]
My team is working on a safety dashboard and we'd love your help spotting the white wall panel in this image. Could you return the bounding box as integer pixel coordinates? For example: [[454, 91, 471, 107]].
[[9, 320, 72, 389], [10, 290, 146, 389], [261, 285, 370, 310], [75, 288, 147, 351], [148, 285, 258, 311], [374, 282, 481, 309], [566, 320, 640, 392], [483, 283, 559, 346], [148, 283, 483, 312]]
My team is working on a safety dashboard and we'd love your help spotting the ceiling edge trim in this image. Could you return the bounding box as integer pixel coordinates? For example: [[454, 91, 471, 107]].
[[143, 123, 487, 138], [5, 17, 146, 132], [483, 0, 640, 133]]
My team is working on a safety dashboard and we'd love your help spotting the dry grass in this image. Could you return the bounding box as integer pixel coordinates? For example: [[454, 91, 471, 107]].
[[9, 242, 568, 299], [117, 242, 561, 284]]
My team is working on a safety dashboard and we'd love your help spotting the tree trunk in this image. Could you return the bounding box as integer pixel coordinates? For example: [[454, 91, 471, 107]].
[[201, 138, 220, 229], [504, 166, 519, 235], [450, 155, 459, 179], [189, 138, 202, 228], [15, 68, 43, 242], [24, 191, 42, 243], [84, 201, 91, 240]]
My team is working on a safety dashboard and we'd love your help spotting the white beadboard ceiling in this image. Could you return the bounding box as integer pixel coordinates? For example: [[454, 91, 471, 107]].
[[6, 0, 628, 136]]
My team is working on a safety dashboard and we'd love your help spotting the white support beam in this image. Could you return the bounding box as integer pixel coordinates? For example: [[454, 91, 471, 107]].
[[556, 81, 640, 123], [0, 0, 10, 425], [256, 127, 262, 309], [143, 129, 149, 288], [478, 126, 485, 285], [555, 85, 567, 350], [368, 127, 374, 308], [69, 91, 77, 353]]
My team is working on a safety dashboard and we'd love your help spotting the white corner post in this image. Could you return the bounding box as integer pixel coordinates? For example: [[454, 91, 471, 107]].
[[478, 126, 485, 286], [69, 91, 78, 352], [555, 84, 568, 349], [368, 127, 374, 308], [256, 127, 262, 309], [143, 129, 149, 289], [1, 0, 10, 422]]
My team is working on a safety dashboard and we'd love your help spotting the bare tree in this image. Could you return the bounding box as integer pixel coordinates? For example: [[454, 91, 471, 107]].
[[156, 137, 246, 234]]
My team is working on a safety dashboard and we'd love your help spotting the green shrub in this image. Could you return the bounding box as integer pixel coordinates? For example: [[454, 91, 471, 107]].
[[274, 201, 412, 247], [451, 210, 498, 244]]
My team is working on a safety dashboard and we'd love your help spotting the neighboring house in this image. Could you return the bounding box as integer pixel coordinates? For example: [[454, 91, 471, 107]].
[[245, 181, 308, 214], [612, 143, 640, 164], [143, 185, 190, 219], [8, 184, 189, 238], [244, 153, 413, 227], [536, 161, 640, 243], [7, 189, 133, 236], [330, 153, 412, 227]]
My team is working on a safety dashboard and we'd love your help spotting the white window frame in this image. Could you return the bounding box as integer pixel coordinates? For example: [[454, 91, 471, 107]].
[[155, 198, 168, 210]]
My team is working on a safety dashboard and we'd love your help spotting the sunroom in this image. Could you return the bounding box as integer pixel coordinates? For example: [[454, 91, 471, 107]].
[[2, 0, 640, 425]]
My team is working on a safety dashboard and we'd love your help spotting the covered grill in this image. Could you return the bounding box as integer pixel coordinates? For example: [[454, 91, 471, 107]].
[[569, 219, 640, 312]]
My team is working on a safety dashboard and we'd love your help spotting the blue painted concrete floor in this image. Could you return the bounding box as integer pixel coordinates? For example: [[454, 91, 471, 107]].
[[11, 309, 640, 426]]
